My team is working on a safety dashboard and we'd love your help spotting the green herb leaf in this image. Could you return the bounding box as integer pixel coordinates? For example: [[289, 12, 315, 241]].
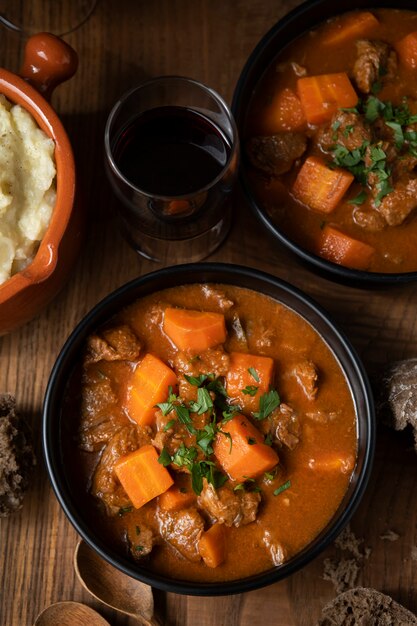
[[118, 505, 133, 516], [155, 401, 175, 416], [163, 419, 176, 432], [247, 437, 256, 445], [174, 404, 196, 434], [273, 479, 291, 496], [184, 373, 210, 387], [253, 389, 280, 420], [242, 385, 259, 396], [158, 448, 172, 467], [248, 367, 260, 382], [347, 190, 367, 205], [385, 121, 404, 149]]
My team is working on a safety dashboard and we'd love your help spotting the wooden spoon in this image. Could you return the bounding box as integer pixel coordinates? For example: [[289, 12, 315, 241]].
[[34, 601, 111, 626], [74, 539, 158, 625]]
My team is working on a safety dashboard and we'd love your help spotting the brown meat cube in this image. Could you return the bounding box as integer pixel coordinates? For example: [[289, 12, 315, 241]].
[[127, 524, 155, 559], [200, 285, 234, 310], [353, 207, 387, 232], [174, 347, 230, 382], [246, 133, 307, 176], [198, 480, 261, 527], [262, 530, 287, 566], [79, 378, 120, 451], [352, 39, 397, 94], [376, 178, 417, 225], [157, 507, 204, 562], [84, 324, 142, 365], [269, 403, 301, 450], [293, 360, 318, 400], [392, 154, 417, 180], [91, 425, 142, 515], [316, 111, 371, 153]]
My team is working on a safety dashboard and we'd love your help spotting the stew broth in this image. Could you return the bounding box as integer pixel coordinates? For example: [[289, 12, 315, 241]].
[[63, 284, 357, 582], [245, 9, 417, 273]]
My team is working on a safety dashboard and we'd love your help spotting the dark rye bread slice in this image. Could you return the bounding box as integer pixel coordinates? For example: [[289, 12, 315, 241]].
[[317, 587, 417, 625], [0, 394, 36, 516]]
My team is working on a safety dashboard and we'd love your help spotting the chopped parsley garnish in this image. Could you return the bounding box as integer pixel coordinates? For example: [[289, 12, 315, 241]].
[[253, 389, 280, 420], [118, 505, 133, 516], [134, 545, 144, 552], [163, 419, 176, 431], [247, 437, 256, 445], [242, 384, 259, 396], [273, 479, 291, 496], [248, 367, 260, 382], [135, 525, 141, 535], [347, 190, 367, 205]]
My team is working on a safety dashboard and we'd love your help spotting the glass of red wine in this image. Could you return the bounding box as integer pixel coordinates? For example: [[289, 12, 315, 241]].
[[104, 76, 239, 263]]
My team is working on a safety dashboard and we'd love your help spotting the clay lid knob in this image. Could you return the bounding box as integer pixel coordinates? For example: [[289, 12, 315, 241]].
[[20, 32, 78, 100]]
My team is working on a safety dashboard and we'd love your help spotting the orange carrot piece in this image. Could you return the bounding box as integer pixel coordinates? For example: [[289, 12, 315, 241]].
[[261, 87, 306, 133], [297, 73, 358, 125], [126, 353, 177, 426], [395, 30, 417, 70], [198, 523, 226, 568], [114, 444, 174, 509], [318, 224, 375, 270], [163, 307, 226, 353], [292, 156, 354, 213], [158, 485, 196, 512], [226, 352, 274, 414], [321, 11, 379, 46], [213, 414, 279, 482]]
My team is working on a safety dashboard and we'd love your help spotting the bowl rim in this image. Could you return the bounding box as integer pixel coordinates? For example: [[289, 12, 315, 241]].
[[0, 67, 75, 301], [42, 262, 375, 596], [231, 0, 417, 285]]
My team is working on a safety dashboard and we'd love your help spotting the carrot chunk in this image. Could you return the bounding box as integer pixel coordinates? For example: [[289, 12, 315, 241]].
[[163, 307, 226, 353], [318, 224, 375, 270], [213, 414, 279, 482], [158, 484, 196, 512], [260, 87, 306, 133], [321, 12, 379, 46], [198, 523, 226, 568], [226, 352, 274, 414], [126, 353, 177, 426], [297, 73, 358, 125], [395, 30, 417, 70], [292, 156, 354, 213], [114, 444, 174, 509]]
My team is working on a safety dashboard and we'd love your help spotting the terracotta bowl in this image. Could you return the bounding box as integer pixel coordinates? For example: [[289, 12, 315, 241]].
[[0, 33, 80, 334]]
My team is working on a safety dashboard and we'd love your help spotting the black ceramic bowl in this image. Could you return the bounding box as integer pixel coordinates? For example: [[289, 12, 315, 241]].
[[43, 263, 374, 595], [232, 0, 417, 286]]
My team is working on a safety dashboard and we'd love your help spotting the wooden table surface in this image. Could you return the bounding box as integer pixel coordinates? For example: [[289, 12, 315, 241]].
[[2, 1, 417, 624]]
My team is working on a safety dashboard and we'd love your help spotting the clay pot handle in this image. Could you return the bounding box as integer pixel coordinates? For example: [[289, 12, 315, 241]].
[[19, 33, 78, 100]]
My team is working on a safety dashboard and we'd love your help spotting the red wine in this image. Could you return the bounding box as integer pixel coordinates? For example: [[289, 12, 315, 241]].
[[113, 106, 231, 196]]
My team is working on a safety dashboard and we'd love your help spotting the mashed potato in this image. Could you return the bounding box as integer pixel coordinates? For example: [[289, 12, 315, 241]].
[[0, 94, 56, 285]]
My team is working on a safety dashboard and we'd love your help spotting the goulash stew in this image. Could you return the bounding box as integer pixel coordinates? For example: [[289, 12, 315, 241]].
[[64, 284, 357, 582], [245, 9, 417, 273]]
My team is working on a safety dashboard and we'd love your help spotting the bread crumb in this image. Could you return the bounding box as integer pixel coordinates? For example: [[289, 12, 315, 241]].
[[380, 529, 400, 541], [322, 524, 371, 593], [323, 557, 360, 594], [378, 359, 417, 449]]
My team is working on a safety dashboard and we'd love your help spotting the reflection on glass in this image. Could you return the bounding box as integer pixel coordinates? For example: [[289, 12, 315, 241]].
[[0, 0, 98, 37]]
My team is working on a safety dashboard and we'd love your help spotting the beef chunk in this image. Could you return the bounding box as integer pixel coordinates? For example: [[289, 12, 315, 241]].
[[174, 347, 230, 383], [262, 529, 287, 565], [84, 324, 142, 365], [246, 133, 307, 176], [316, 111, 371, 153], [126, 524, 155, 559], [91, 425, 142, 515], [157, 507, 204, 562], [375, 178, 417, 225], [268, 403, 301, 450], [0, 394, 36, 517], [198, 480, 261, 527], [200, 285, 234, 311], [79, 377, 120, 451], [352, 39, 397, 94], [353, 207, 387, 232], [293, 360, 318, 400]]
